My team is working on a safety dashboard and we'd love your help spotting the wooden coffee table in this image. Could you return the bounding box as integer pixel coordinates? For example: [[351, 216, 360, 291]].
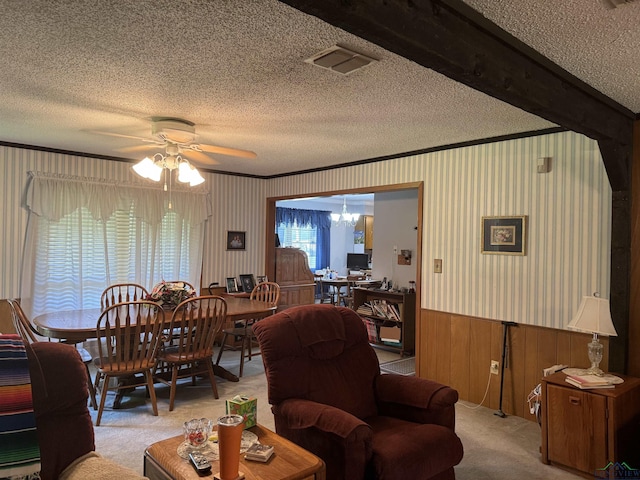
[[144, 424, 325, 480]]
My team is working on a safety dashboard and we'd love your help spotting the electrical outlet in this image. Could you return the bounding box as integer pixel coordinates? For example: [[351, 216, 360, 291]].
[[490, 360, 499, 375]]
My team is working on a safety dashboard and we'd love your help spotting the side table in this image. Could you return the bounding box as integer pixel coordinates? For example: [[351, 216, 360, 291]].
[[541, 371, 640, 478], [144, 424, 325, 480]]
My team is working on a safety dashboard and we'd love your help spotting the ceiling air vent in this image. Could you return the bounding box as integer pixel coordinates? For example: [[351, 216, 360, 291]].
[[600, 0, 639, 8], [304, 45, 377, 75]]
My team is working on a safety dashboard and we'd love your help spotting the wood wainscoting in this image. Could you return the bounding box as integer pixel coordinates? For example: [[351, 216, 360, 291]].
[[418, 309, 609, 421]]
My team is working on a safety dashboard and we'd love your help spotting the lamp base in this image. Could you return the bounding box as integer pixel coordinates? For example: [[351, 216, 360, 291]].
[[587, 333, 604, 376]]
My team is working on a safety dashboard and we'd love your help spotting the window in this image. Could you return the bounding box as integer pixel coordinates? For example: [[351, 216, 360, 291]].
[[21, 172, 209, 317], [275, 207, 331, 271], [277, 223, 318, 268]]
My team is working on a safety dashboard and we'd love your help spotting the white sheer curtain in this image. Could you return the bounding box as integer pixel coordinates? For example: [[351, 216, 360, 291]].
[[20, 172, 211, 318]]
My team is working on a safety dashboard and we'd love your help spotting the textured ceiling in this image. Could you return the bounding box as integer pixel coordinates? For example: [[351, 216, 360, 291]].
[[464, 0, 640, 112], [0, 0, 637, 177]]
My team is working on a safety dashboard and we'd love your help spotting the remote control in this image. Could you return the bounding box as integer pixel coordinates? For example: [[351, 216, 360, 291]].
[[189, 451, 212, 475]]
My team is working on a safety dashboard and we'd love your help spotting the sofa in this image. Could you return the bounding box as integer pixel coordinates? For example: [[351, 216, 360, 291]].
[[15, 335, 147, 479], [253, 304, 464, 480]]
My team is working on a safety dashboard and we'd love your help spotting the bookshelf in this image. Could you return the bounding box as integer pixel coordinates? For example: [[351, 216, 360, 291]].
[[352, 288, 415, 356]]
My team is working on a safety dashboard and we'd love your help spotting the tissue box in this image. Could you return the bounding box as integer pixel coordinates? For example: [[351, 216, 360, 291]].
[[225, 395, 257, 429]]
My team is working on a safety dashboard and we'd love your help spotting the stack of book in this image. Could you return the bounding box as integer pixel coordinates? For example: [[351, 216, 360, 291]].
[[369, 300, 401, 321], [356, 304, 373, 316], [564, 373, 614, 389]]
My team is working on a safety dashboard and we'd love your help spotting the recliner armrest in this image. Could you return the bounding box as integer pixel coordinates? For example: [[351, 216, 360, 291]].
[[272, 398, 374, 480], [374, 374, 458, 428], [274, 398, 372, 442]]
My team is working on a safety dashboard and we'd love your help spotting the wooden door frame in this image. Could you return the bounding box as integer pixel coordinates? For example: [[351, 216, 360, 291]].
[[265, 181, 424, 369]]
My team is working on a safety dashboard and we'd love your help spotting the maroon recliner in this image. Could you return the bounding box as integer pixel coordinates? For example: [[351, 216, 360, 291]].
[[24, 341, 95, 479], [253, 304, 464, 480]]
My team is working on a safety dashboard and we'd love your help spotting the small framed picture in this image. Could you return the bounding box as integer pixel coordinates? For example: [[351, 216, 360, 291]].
[[226, 277, 239, 293], [256, 275, 268, 284], [226, 231, 246, 250], [239, 274, 256, 293], [481, 216, 527, 255]]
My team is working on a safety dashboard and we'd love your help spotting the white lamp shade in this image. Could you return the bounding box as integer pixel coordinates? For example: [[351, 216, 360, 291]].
[[189, 169, 205, 186], [177, 161, 192, 183], [567, 295, 618, 337], [177, 161, 205, 186], [330, 213, 341, 222], [133, 157, 162, 181]]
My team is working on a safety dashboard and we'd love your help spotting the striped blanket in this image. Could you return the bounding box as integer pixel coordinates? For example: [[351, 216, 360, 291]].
[[0, 335, 40, 479]]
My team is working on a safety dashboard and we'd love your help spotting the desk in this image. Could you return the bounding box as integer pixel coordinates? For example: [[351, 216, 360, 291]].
[[144, 424, 325, 480], [33, 297, 276, 383]]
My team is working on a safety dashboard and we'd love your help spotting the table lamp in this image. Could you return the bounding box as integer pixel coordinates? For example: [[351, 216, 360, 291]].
[[567, 294, 617, 376]]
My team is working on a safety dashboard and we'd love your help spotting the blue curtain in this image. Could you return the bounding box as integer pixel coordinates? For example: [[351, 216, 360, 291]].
[[276, 207, 331, 270]]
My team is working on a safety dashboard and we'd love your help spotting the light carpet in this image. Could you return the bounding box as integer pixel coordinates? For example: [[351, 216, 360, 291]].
[[379, 356, 415, 376], [89, 351, 582, 479]]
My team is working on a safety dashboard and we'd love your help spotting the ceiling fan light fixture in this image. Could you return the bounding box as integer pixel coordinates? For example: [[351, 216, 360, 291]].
[[178, 161, 205, 186], [190, 170, 205, 186], [133, 157, 162, 181], [133, 152, 204, 186], [177, 161, 192, 183]]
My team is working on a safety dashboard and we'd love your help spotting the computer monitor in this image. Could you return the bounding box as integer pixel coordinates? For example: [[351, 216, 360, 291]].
[[346, 253, 369, 270]]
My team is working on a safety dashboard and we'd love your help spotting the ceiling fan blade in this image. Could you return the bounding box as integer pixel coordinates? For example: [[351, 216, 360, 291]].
[[117, 144, 163, 153], [181, 149, 219, 166], [197, 144, 257, 159], [85, 130, 154, 142]]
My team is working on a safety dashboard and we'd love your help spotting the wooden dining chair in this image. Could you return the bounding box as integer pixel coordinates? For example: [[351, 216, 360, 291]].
[[215, 282, 280, 377], [344, 274, 366, 308], [100, 283, 149, 310], [7, 298, 99, 410], [154, 296, 227, 411], [94, 300, 167, 426]]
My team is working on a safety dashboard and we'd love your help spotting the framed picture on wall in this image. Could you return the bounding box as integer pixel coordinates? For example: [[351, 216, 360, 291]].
[[226, 277, 239, 293], [481, 216, 527, 255], [239, 274, 256, 293], [227, 231, 246, 250]]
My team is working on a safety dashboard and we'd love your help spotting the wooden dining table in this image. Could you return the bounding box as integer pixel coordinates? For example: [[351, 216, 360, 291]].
[[316, 278, 349, 306], [33, 296, 277, 383]]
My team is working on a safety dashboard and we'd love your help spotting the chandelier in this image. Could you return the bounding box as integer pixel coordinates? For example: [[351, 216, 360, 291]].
[[331, 197, 360, 227], [132, 144, 205, 187]]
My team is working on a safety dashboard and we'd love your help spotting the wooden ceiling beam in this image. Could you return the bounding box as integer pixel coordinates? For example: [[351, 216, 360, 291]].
[[279, 0, 634, 189]]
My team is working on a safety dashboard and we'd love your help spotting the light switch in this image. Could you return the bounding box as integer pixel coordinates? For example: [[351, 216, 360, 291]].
[[434, 259, 443, 274]]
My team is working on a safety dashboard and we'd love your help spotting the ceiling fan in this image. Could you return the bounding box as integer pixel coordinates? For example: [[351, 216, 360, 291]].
[[89, 116, 257, 167]]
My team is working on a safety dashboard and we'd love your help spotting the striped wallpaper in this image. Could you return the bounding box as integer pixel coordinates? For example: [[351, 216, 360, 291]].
[[265, 131, 611, 330], [0, 130, 610, 330]]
